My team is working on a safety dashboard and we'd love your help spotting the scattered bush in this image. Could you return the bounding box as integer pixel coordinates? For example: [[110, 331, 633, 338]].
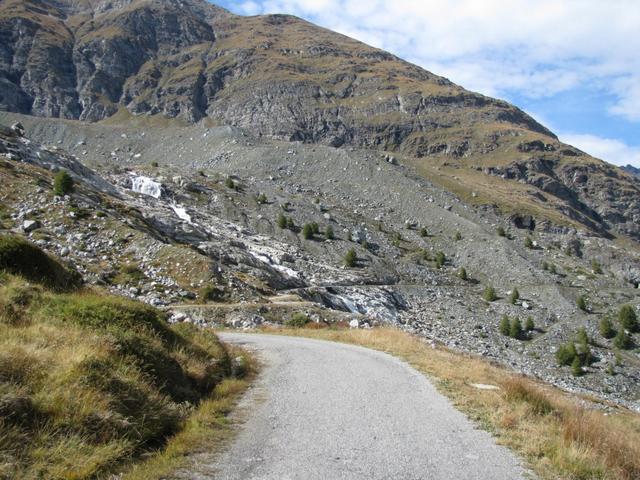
[[576, 327, 589, 345], [591, 259, 603, 274], [599, 318, 615, 339], [571, 356, 583, 376], [344, 248, 357, 268], [457, 267, 468, 281], [325, 225, 335, 240], [255, 193, 267, 204], [225, 177, 235, 189], [577, 295, 588, 312], [311, 222, 320, 235], [53, 170, 74, 196], [420, 227, 428, 237], [613, 329, 633, 350], [509, 288, 520, 305], [199, 284, 224, 303], [524, 237, 534, 249], [150, 161, 159, 167], [510, 317, 524, 340], [556, 342, 578, 366], [483, 285, 497, 302], [525, 316, 535, 332], [619, 305, 638, 332], [497, 226, 506, 237], [500, 315, 511, 336], [277, 213, 287, 229], [286, 312, 310, 328], [435, 251, 446, 269], [0, 235, 81, 291], [549, 263, 557, 275], [286, 217, 295, 230], [302, 223, 313, 240], [542, 261, 549, 271], [454, 231, 462, 241]]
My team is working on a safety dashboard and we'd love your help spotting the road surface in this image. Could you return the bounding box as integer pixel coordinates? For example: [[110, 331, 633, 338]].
[[205, 333, 530, 480]]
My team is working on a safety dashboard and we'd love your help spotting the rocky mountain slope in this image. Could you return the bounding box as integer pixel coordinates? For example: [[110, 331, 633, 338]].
[[2, 0, 640, 240], [2, 115, 640, 411], [1, 0, 640, 411]]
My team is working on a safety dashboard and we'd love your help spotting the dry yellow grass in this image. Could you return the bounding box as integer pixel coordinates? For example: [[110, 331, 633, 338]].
[[260, 326, 640, 480]]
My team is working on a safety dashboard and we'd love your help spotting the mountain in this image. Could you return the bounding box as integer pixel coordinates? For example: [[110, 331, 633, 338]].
[[623, 164, 640, 177], [1, 0, 640, 411], [2, 0, 640, 240]]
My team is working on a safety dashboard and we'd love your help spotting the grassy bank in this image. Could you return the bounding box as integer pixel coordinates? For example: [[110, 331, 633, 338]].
[[260, 326, 640, 480], [0, 234, 252, 479]]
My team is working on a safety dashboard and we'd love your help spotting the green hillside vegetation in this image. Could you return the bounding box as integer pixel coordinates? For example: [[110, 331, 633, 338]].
[[0, 235, 248, 479]]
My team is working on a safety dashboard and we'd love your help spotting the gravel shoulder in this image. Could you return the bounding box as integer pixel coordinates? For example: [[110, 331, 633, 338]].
[[208, 333, 532, 480]]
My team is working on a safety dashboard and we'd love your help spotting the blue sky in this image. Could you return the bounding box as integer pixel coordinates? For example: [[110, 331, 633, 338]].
[[215, 0, 640, 166]]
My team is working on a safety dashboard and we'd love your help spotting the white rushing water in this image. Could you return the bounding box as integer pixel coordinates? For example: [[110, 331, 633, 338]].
[[131, 175, 163, 198], [171, 204, 192, 223]]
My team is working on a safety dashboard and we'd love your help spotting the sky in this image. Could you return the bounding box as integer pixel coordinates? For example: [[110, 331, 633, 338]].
[[215, 0, 640, 167]]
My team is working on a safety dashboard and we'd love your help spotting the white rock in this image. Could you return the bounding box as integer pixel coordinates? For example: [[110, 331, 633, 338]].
[[349, 319, 359, 329], [22, 220, 40, 232]]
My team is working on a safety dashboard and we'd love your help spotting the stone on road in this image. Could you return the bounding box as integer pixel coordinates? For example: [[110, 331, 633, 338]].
[[211, 333, 530, 480]]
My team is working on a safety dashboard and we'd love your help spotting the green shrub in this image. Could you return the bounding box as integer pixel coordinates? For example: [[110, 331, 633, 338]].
[[619, 305, 638, 332], [0, 235, 81, 291], [199, 284, 224, 303], [524, 237, 534, 249], [510, 317, 524, 340], [591, 259, 602, 274], [599, 318, 615, 339], [277, 213, 287, 229], [577, 327, 589, 345], [287, 217, 295, 230], [302, 223, 313, 240], [325, 225, 335, 240], [150, 161, 159, 167], [435, 251, 446, 269], [255, 193, 267, 204], [613, 329, 633, 350], [225, 177, 235, 189], [549, 263, 557, 274], [483, 286, 497, 302], [311, 222, 320, 235], [499, 315, 510, 336], [53, 170, 74, 196], [454, 231, 462, 241], [577, 295, 588, 312], [497, 227, 506, 237], [525, 316, 535, 332], [556, 342, 578, 366], [344, 248, 357, 268], [420, 227, 428, 237], [571, 356, 583, 376], [457, 267, 468, 281], [286, 312, 310, 328], [509, 288, 520, 305]]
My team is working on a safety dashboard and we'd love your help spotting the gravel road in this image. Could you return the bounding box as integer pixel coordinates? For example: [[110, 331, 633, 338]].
[[207, 333, 531, 480]]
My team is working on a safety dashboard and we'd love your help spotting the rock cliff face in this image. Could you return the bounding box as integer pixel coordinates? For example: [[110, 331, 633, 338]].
[[1, 0, 639, 240]]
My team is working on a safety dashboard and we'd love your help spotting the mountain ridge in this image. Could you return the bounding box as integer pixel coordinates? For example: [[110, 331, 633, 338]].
[[1, 0, 639, 241]]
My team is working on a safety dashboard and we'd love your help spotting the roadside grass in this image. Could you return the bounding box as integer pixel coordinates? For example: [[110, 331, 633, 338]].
[[122, 357, 254, 480], [0, 236, 254, 479], [259, 326, 640, 480]]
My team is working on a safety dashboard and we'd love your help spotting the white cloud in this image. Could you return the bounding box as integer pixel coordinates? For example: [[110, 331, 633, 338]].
[[238, 0, 640, 123], [560, 133, 640, 167]]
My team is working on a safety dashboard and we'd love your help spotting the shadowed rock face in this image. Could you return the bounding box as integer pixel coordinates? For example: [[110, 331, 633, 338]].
[[1, 0, 639, 240]]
